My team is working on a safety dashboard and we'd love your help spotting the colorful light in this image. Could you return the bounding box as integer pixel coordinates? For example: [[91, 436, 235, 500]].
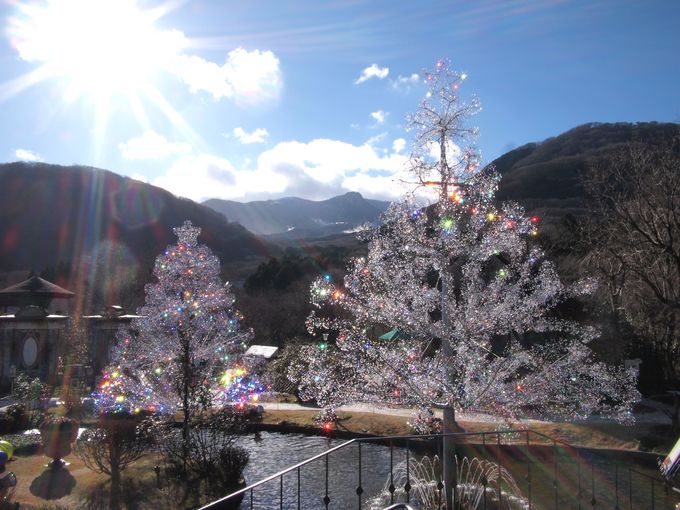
[[288, 61, 638, 431], [441, 217, 455, 230], [94, 220, 257, 415]]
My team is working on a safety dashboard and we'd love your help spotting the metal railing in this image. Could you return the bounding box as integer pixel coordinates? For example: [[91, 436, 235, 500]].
[[198, 428, 680, 510]]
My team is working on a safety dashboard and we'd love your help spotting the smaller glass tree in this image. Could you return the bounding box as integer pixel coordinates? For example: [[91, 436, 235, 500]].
[[95, 221, 259, 443]]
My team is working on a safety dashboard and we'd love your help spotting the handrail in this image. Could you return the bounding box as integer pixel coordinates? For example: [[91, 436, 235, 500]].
[[198, 428, 552, 509], [352, 427, 577, 450], [198, 428, 675, 509], [197, 438, 357, 509]]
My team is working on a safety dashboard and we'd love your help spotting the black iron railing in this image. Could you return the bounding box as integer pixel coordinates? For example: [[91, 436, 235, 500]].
[[198, 429, 679, 510]]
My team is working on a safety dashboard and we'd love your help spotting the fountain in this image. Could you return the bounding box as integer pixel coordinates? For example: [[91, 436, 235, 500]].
[[366, 455, 529, 510]]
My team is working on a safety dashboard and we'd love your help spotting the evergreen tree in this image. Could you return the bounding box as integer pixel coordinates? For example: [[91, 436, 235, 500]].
[[95, 221, 258, 442]]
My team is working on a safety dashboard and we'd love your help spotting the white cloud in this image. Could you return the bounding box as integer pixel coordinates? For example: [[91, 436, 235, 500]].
[[154, 154, 244, 202], [370, 110, 388, 124], [119, 130, 191, 159], [392, 138, 406, 153], [129, 173, 148, 183], [355, 64, 389, 84], [154, 138, 412, 202], [232, 127, 269, 144], [365, 133, 387, 147], [391, 73, 420, 92], [15, 149, 43, 162], [171, 47, 282, 105]]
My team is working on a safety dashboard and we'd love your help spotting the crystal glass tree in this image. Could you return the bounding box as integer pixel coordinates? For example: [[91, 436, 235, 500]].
[[95, 221, 258, 443], [291, 60, 639, 508]]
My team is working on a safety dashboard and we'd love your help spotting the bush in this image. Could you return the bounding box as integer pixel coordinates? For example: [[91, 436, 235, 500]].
[[212, 444, 249, 490], [75, 412, 148, 510], [11, 374, 49, 403], [152, 408, 249, 504], [5, 404, 28, 432], [0, 413, 13, 434]]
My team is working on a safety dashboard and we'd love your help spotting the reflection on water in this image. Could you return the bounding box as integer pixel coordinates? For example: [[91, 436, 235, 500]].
[[235, 432, 680, 510], [238, 432, 399, 509]]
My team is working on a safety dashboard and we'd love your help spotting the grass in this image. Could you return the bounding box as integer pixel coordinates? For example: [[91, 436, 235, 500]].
[[260, 408, 674, 453]]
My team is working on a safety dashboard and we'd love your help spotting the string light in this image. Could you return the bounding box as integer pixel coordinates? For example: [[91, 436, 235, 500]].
[[289, 60, 638, 430], [94, 220, 261, 414]]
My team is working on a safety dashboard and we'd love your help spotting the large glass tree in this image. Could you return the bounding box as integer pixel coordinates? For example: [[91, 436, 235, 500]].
[[290, 61, 638, 508]]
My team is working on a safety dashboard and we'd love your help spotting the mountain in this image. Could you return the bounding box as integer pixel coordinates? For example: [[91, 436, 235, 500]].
[[0, 162, 275, 307], [203, 192, 391, 237], [492, 121, 680, 221]]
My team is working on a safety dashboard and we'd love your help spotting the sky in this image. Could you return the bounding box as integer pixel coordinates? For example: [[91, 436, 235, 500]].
[[0, 0, 678, 203]]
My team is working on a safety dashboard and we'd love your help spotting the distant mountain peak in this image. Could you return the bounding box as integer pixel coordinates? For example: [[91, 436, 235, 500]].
[[0, 162, 274, 307], [203, 192, 390, 236]]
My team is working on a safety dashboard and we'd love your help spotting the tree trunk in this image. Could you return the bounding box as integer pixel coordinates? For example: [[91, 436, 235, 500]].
[[440, 273, 458, 510], [110, 463, 121, 510], [443, 406, 458, 510], [181, 334, 191, 471]]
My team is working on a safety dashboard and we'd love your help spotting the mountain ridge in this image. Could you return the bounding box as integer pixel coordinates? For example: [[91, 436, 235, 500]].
[[0, 162, 276, 307], [203, 191, 391, 236], [492, 121, 680, 221]]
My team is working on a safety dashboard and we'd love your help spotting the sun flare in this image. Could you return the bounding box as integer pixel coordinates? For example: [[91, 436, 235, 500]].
[[10, 0, 184, 96]]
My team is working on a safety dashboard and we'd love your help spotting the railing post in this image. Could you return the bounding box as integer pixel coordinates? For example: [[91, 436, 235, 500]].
[[389, 439, 395, 504], [651, 478, 655, 510], [438, 435, 444, 509], [482, 433, 488, 510], [553, 440, 558, 509], [577, 449, 582, 510], [405, 439, 411, 503], [323, 453, 330, 509], [628, 467, 633, 510], [497, 432, 502, 508], [614, 460, 620, 510], [356, 442, 363, 509], [297, 467, 301, 510], [591, 461, 596, 508], [526, 431, 532, 510]]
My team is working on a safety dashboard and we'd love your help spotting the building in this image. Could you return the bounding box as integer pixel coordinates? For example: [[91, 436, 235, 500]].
[[0, 274, 135, 389]]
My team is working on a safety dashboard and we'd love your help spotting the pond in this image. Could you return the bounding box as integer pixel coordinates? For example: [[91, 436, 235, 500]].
[[232, 431, 680, 510]]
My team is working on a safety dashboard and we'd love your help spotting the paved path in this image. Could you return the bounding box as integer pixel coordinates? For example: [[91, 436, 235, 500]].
[[260, 401, 672, 425]]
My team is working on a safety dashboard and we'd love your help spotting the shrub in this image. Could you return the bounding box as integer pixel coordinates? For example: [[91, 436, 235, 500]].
[[0, 413, 13, 434], [75, 412, 148, 510], [5, 404, 28, 432], [152, 408, 249, 504]]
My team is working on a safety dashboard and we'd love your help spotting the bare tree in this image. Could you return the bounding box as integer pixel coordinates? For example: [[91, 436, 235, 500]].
[[583, 134, 680, 394], [75, 414, 147, 510]]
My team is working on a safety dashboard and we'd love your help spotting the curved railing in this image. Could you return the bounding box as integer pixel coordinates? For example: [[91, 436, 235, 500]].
[[198, 428, 678, 510]]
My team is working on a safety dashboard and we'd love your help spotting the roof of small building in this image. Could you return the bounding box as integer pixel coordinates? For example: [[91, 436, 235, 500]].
[[0, 275, 74, 298], [245, 345, 279, 359]]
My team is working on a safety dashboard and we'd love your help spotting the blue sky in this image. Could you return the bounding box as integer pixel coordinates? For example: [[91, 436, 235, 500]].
[[0, 0, 678, 203]]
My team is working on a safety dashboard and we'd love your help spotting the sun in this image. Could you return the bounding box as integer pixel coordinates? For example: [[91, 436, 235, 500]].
[[4, 0, 194, 145], [10, 0, 184, 96]]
